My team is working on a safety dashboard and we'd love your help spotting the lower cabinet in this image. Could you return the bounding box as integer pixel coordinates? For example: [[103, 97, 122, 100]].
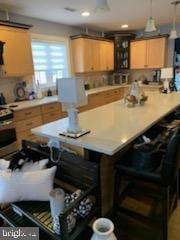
[[41, 102, 65, 124], [15, 103, 66, 148]]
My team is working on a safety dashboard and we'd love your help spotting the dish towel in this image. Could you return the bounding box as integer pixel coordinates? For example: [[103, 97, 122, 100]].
[[0, 41, 5, 65]]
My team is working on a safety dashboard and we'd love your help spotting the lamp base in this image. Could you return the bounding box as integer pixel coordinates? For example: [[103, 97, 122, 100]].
[[59, 129, 90, 139]]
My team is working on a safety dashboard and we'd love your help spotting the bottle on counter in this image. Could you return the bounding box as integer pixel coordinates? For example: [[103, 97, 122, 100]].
[[36, 80, 43, 99], [0, 93, 6, 105], [47, 89, 52, 96]]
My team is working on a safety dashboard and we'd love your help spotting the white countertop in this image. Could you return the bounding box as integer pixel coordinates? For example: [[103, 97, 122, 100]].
[[4, 84, 162, 111], [32, 92, 180, 156]]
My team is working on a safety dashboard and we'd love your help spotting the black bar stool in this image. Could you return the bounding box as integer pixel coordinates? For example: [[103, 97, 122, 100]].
[[114, 127, 180, 240]]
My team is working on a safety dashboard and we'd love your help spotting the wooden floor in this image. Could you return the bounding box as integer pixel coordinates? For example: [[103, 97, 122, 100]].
[[79, 202, 180, 240], [169, 201, 180, 240]]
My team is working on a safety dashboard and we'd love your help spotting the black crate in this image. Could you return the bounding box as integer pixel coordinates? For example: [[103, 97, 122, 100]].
[[0, 140, 101, 240]]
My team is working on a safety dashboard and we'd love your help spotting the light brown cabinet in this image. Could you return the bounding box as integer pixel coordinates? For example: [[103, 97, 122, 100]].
[[130, 37, 167, 69], [41, 102, 66, 124], [71, 38, 100, 73], [14, 107, 42, 148], [0, 26, 34, 77], [99, 41, 114, 71], [15, 103, 66, 148], [71, 37, 114, 73]]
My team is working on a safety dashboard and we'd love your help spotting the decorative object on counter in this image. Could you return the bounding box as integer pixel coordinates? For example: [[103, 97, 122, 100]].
[[35, 80, 43, 99], [91, 218, 117, 240], [124, 81, 148, 107], [57, 77, 90, 138], [47, 88, 52, 97], [145, 0, 157, 32], [0, 93, 6, 105], [49, 188, 65, 235], [161, 67, 173, 93], [95, 0, 110, 12], [14, 82, 27, 101], [169, 1, 180, 39]]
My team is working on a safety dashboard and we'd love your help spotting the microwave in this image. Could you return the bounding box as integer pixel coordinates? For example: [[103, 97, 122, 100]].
[[113, 73, 130, 85]]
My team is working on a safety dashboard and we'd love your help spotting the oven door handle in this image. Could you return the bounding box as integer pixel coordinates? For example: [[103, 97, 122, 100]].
[[0, 119, 13, 126]]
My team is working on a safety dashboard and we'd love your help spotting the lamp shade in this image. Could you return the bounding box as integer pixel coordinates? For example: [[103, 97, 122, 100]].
[[145, 17, 157, 32], [161, 68, 174, 79], [95, 0, 110, 12], [169, 29, 178, 39], [57, 77, 87, 106]]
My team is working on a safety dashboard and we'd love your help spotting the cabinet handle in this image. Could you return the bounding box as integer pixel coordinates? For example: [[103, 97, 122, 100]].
[[25, 112, 32, 116], [48, 107, 55, 110], [26, 122, 33, 127], [91, 67, 94, 70]]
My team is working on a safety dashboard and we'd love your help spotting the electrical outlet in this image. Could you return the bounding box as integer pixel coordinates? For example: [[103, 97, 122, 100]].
[[48, 139, 60, 148]]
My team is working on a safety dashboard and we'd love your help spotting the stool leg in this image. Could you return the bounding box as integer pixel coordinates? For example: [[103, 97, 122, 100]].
[[113, 171, 121, 217], [161, 187, 169, 240]]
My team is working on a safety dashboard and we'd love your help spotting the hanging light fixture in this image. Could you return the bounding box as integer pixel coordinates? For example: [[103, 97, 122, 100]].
[[95, 0, 110, 12], [169, 1, 180, 39], [145, 0, 157, 32]]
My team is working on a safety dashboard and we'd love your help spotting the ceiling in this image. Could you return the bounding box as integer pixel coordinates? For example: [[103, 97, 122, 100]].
[[0, 0, 179, 31]]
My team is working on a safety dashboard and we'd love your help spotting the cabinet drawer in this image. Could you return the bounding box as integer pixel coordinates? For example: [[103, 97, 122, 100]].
[[89, 92, 105, 108], [16, 129, 37, 143], [42, 111, 62, 124], [15, 115, 42, 132], [14, 107, 41, 121], [41, 102, 60, 114]]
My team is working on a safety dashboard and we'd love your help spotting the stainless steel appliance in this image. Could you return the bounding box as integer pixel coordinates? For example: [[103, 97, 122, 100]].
[[0, 107, 17, 158], [152, 70, 161, 83], [112, 73, 130, 85]]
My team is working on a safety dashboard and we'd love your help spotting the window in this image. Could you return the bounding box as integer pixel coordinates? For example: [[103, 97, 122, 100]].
[[32, 39, 69, 88]]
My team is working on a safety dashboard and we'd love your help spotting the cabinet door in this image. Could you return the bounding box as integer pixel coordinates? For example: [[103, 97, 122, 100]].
[[99, 41, 114, 71], [99, 41, 107, 71], [146, 38, 166, 68], [71, 38, 100, 73], [106, 42, 114, 71], [91, 39, 100, 71], [130, 40, 147, 69], [0, 26, 34, 77]]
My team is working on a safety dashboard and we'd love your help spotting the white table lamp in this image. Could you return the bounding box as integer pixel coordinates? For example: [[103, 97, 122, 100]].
[[161, 68, 173, 93], [57, 77, 90, 138]]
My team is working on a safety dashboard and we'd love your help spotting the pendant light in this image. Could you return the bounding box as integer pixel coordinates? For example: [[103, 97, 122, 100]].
[[145, 0, 157, 32], [169, 1, 180, 39], [95, 0, 110, 12]]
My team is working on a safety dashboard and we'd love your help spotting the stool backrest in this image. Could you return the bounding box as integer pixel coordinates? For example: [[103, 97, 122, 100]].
[[161, 127, 180, 185]]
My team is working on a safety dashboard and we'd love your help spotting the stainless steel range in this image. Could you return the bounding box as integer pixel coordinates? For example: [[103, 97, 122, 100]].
[[0, 107, 17, 158]]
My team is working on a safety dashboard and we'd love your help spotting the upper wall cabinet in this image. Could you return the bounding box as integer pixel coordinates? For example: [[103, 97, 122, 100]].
[[0, 26, 34, 77], [99, 41, 114, 71], [130, 37, 167, 69], [71, 37, 114, 73], [71, 38, 100, 73]]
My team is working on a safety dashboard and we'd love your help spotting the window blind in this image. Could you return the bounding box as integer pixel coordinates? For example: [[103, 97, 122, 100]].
[[32, 41, 68, 87]]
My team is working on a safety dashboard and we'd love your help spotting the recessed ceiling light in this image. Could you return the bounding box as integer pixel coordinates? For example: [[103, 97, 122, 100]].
[[81, 11, 91, 17], [121, 24, 129, 29]]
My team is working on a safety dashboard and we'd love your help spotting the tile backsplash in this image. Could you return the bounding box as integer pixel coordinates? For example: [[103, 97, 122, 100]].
[[0, 76, 33, 104], [76, 72, 111, 88]]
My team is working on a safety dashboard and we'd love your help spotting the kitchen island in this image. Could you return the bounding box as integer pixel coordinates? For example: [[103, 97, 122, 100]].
[[32, 92, 180, 214]]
